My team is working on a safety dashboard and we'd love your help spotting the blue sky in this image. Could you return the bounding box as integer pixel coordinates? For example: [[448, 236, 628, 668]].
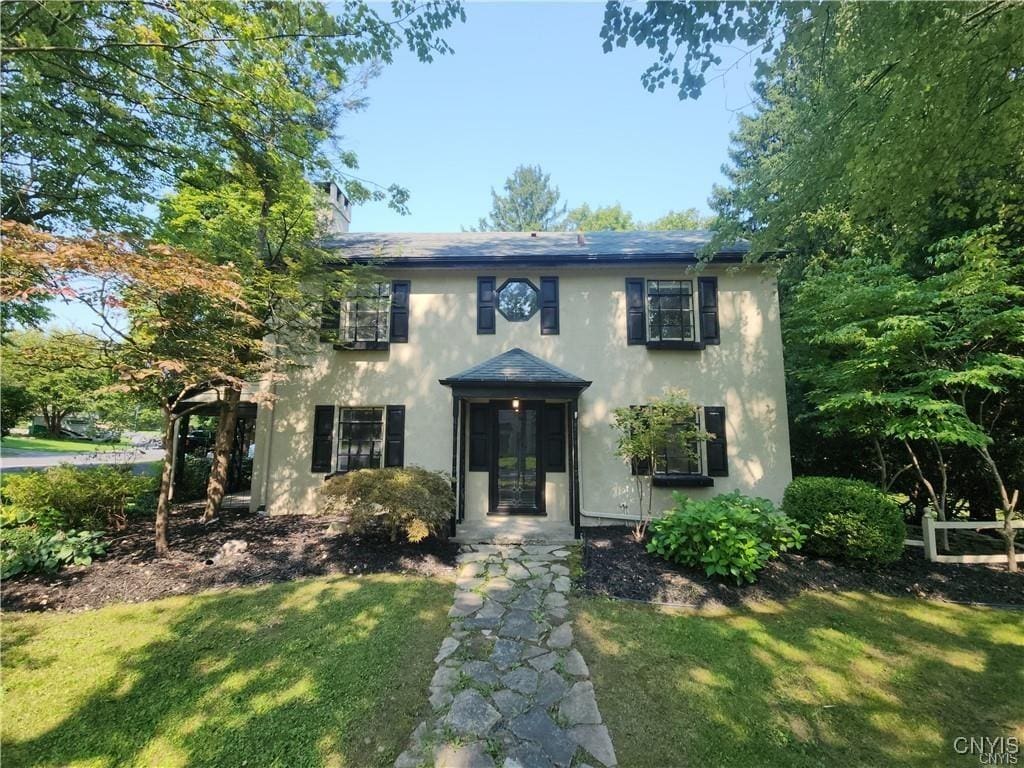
[[343, 2, 756, 232]]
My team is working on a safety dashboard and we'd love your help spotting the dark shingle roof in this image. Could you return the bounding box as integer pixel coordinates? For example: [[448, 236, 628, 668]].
[[440, 348, 591, 389], [323, 230, 748, 268]]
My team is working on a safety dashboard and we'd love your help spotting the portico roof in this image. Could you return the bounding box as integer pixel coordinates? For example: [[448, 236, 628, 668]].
[[439, 348, 590, 393]]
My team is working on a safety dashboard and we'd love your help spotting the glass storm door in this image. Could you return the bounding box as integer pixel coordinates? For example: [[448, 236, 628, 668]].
[[491, 402, 543, 515]]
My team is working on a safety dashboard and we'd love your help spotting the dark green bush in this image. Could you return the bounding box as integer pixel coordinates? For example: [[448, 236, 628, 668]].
[[320, 467, 454, 543], [782, 476, 906, 565], [0, 525, 107, 579], [1, 464, 155, 531], [176, 455, 213, 501], [647, 492, 805, 584]]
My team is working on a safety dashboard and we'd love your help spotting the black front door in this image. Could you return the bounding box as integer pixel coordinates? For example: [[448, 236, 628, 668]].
[[490, 400, 544, 515]]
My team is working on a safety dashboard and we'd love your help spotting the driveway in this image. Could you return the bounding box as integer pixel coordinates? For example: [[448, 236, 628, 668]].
[[0, 448, 165, 473]]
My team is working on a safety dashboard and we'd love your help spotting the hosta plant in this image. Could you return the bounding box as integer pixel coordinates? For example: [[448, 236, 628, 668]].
[[1, 527, 107, 579]]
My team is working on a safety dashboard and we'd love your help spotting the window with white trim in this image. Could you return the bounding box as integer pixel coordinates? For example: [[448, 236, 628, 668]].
[[646, 279, 695, 342]]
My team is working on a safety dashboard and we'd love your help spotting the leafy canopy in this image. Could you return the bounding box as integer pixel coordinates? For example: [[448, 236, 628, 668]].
[[602, 1, 1024, 251], [1, 0, 465, 232]]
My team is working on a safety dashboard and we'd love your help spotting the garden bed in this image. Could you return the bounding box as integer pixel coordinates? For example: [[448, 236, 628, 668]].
[[582, 526, 1023, 609], [1, 505, 458, 612]]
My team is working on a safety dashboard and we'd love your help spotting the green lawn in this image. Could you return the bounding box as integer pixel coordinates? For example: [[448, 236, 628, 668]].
[[1, 436, 132, 454], [2, 574, 452, 768], [576, 592, 1024, 768]]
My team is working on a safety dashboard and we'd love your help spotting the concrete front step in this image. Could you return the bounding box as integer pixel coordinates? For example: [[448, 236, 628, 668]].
[[454, 517, 577, 545]]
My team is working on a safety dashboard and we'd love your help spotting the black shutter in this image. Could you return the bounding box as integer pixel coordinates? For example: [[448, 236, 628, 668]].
[[468, 402, 490, 471], [705, 406, 728, 476], [625, 278, 646, 345], [477, 277, 496, 334], [542, 403, 566, 472], [389, 280, 410, 343], [311, 405, 335, 472], [698, 276, 720, 346], [540, 276, 559, 335], [384, 405, 405, 467], [319, 299, 340, 342]]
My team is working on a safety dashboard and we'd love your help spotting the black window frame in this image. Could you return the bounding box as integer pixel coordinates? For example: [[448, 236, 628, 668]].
[[335, 282, 392, 351], [627, 404, 716, 487], [654, 416, 703, 477], [646, 279, 697, 346], [336, 407, 385, 473], [496, 278, 540, 322]]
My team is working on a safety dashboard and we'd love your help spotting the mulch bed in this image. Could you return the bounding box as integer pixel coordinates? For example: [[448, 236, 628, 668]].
[[1, 505, 458, 613], [582, 526, 1024, 610]]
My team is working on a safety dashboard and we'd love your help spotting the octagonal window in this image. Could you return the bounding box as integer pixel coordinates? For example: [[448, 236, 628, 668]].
[[497, 278, 539, 321]]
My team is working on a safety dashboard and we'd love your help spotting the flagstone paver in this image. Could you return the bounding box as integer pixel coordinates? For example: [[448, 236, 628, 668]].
[[395, 545, 617, 768]]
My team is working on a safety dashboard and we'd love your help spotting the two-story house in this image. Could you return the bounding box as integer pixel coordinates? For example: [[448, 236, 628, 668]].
[[246, 229, 792, 541]]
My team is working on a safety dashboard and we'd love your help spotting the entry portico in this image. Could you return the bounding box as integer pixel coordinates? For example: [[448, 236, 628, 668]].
[[440, 348, 589, 542]]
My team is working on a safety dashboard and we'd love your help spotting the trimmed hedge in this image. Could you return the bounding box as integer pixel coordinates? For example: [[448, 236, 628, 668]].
[[783, 476, 905, 565]]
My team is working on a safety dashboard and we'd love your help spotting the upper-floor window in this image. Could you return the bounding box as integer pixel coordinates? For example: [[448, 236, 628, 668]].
[[497, 278, 540, 321], [340, 282, 391, 344], [647, 279, 695, 342], [337, 407, 384, 471]]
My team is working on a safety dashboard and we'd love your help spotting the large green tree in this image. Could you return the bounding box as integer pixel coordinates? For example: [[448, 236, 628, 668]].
[[1, 0, 464, 233], [788, 222, 1024, 568], [603, 1, 1024, 567], [602, 1, 1024, 252], [564, 203, 636, 232], [2, 330, 109, 437], [1, 0, 464, 360], [3, 221, 262, 555], [474, 165, 567, 231]]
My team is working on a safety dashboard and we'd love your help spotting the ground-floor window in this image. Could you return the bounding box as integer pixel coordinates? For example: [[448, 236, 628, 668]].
[[337, 407, 384, 471], [655, 420, 703, 476]]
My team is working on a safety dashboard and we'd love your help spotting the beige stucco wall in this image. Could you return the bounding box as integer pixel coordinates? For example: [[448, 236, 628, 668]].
[[250, 264, 792, 525]]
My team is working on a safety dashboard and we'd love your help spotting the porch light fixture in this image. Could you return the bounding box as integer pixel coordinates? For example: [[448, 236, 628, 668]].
[[512, 398, 520, 411]]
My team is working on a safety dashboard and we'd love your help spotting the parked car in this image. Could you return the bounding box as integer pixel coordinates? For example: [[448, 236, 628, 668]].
[[186, 429, 213, 456]]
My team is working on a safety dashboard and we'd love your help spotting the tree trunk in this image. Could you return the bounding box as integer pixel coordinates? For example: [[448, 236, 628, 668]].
[[155, 409, 176, 556], [43, 406, 62, 437], [977, 444, 1018, 573], [202, 386, 242, 522], [903, 439, 948, 550]]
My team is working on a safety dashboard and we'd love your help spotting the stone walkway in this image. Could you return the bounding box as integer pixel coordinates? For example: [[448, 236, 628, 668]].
[[395, 544, 618, 768]]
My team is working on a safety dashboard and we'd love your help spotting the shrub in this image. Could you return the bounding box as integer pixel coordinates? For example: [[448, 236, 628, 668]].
[[647, 492, 805, 584], [782, 476, 906, 565], [320, 467, 454, 543], [1, 526, 107, 579], [1, 464, 156, 531], [176, 455, 212, 501]]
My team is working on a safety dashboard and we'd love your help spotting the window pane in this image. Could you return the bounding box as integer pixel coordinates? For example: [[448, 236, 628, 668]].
[[660, 293, 682, 311], [497, 279, 539, 322], [661, 321, 684, 340], [657, 280, 681, 295]]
